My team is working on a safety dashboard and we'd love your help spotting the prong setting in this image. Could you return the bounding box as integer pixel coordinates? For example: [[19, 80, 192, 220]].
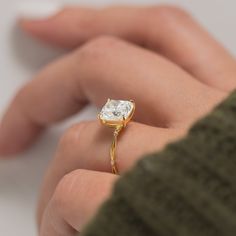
[[99, 99, 135, 127]]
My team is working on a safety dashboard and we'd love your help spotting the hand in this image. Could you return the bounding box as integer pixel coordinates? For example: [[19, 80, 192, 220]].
[[1, 5, 236, 235]]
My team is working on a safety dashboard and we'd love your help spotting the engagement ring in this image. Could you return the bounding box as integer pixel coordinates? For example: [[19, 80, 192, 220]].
[[98, 99, 135, 174]]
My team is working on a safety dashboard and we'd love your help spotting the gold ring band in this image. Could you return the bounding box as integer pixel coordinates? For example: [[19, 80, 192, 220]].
[[98, 99, 135, 174]]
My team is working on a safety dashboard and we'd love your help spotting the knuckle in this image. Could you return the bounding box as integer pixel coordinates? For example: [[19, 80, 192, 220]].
[[58, 121, 89, 151], [147, 5, 190, 23], [76, 35, 124, 61], [55, 121, 98, 165], [74, 36, 126, 87], [84, 35, 122, 50], [59, 7, 98, 33]]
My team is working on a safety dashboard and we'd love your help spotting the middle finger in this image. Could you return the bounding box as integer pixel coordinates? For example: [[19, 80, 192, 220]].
[[0, 36, 224, 155]]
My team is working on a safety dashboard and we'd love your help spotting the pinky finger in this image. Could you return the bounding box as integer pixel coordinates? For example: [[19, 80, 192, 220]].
[[40, 169, 117, 236]]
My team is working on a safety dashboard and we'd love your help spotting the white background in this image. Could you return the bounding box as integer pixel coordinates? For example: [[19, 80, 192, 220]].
[[0, 0, 236, 235]]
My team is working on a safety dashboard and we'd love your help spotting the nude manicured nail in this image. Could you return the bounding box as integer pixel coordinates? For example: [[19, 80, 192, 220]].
[[18, 1, 62, 20]]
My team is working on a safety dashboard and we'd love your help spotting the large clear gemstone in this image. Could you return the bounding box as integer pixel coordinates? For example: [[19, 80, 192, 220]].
[[100, 100, 134, 121]]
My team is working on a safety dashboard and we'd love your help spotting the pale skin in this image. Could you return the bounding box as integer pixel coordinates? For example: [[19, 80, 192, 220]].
[[1, 5, 236, 236]]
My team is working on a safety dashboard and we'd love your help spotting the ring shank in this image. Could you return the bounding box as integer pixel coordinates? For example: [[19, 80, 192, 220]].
[[110, 126, 123, 174]]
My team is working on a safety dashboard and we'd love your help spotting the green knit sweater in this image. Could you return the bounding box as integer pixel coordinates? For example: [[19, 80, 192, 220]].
[[81, 91, 236, 236]]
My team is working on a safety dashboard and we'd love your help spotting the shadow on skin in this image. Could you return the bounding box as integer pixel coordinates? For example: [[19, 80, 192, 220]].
[[10, 23, 67, 72]]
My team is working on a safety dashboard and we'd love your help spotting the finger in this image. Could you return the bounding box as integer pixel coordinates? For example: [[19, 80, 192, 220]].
[[21, 5, 236, 91], [1, 36, 223, 156], [40, 169, 117, 235], [38, 121, 184, 227]]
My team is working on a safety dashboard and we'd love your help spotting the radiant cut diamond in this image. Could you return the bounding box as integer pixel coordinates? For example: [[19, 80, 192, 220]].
[[100, 99, 134, 122]]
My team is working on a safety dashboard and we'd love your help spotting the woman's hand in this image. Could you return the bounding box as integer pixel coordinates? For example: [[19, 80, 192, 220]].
[[1, 5, 236, 235]]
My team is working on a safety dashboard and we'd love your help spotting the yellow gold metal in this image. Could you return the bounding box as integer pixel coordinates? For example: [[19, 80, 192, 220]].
[[110, 125, 123, 174], [98, 99, 135, 175]]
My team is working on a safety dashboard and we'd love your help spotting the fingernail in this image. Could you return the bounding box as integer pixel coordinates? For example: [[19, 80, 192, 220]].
[[18, 1, 62, 21]]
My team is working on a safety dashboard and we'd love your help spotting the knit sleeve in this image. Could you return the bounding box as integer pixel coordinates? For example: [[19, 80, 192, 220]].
[[81, 91, 236, 236]]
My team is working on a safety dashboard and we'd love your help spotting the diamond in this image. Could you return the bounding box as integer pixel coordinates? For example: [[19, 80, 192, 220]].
[[100, 99, 134, 122]]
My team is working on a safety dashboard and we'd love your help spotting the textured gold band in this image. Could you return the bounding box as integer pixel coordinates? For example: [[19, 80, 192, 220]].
[[110, 125, 123, 174]]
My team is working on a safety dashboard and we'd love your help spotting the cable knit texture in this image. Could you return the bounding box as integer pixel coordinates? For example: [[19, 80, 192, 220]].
[[81, 91, 236, 236]]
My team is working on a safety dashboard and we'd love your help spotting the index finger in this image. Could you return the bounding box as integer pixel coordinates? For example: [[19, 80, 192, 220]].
[[21, 5, 236, 91]]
